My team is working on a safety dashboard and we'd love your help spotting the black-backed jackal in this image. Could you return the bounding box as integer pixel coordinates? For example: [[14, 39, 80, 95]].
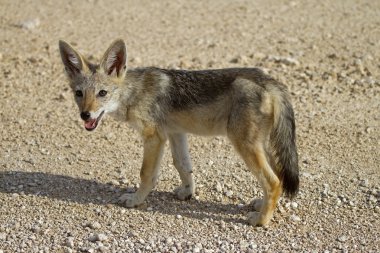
[[59, 39, 299, 226]]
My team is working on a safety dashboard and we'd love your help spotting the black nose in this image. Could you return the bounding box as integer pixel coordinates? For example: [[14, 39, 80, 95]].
[[80, 111, 91, 121]]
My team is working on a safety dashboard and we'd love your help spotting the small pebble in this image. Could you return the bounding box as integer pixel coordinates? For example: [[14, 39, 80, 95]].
[[110, 179, 120, 186], [87, 221, 102, 229], [98, 246, 108, 253], [64, 248, 73, 253], [337, 235, 347, 242], [369, 195, 377, 203], [291, 202, 299, 209], [65, 237, 74, 248], [166, 237, 173, 244], [268, 55, 300, 66], [239, 240, 249, 249], [290, 215, 301, 222], [0, 233, 6, 240], [88, 233, 108, 242], [120, 178, 129, 185], [97, 233, 108, 242], [359, 179, 369, 187], [254, 52, 266, 59], [18, 18, 40, 30], [225, 190, 233, 197], [215, 182, 223, 192]]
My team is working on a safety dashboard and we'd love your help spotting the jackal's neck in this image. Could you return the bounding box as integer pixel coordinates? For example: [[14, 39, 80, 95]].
[[119, 68, 152, 106]]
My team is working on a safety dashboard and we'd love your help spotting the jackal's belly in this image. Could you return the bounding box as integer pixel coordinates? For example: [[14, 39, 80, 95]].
[[165, 108, 229, 136]]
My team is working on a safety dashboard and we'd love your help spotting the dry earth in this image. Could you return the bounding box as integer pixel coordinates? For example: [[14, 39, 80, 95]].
[[0, 0, 379, 252]]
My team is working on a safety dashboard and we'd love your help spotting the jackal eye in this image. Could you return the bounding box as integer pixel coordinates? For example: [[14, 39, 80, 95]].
[[98, 90, 107, 97], [75, 90, 83, 97]]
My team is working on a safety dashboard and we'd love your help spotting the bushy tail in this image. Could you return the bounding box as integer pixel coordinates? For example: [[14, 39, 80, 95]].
[[271, 88, 299, 198]]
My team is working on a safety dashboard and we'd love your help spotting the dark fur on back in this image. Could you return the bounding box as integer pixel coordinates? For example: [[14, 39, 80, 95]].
[[158, 68, 272, 110]]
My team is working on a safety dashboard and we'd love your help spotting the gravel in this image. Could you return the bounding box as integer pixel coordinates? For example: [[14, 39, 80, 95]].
[[0, 0, 379, 252]]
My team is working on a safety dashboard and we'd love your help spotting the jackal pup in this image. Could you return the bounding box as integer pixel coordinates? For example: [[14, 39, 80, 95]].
[[59, 39, 299, 226]]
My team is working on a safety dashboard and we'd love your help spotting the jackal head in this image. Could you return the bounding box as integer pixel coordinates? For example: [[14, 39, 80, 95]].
[[59, 39, 127, 131]]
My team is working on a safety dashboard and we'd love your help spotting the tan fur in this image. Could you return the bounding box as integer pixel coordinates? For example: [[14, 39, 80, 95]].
[[167, 101, 231, 135], [260, 92, 273, 115]]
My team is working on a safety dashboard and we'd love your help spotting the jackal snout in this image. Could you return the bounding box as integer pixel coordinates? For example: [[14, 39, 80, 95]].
[[80, 111, 91, 121]]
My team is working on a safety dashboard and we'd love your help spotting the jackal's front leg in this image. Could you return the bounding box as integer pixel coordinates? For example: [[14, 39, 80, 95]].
[[169, 133, 195, 200], [119, 130, 165, 207]]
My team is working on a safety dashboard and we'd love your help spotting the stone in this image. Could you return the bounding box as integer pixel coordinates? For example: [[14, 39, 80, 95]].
[[64, 248, 73, 253], [65, 237, 74, 248], [225, 190, 233, 197], [359, 179, 369, 187], [290, 215, 301, 222], [166, 237, 173, 244], [87, 221, 102, 229], [215, 182, 223, 192], [291, 202, 299, 209], [88, 233, 108, 242], [193, 247, 201, 253], [0, 233, 6, 240], [337, 235, 348, 242], [18, 18, 40, 30]]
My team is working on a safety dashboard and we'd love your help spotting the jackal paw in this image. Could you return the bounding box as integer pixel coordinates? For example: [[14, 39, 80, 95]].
[[251, 198, 263, 211], [174, 184, 194, 200], [118, 193, 144, 208], [247, 211, 263, 226]]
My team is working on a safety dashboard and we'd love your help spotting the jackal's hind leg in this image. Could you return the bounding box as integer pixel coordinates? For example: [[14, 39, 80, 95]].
[[230, 134, 281, 226], [247, 146, 281, 226], [169, 133, 195, 200]]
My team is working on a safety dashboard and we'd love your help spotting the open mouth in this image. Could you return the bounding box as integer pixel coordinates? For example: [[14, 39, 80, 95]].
[[84, 111, 104, 131]]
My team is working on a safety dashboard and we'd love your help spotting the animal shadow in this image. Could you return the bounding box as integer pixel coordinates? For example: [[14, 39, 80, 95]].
[[0, 171, 248, 224]]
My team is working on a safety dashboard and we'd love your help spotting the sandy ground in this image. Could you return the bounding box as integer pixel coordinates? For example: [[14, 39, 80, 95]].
[[0, 0, 379, 252]]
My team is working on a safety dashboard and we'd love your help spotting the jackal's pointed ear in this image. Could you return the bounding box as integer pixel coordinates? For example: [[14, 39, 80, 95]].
[[59, 40, 86, 78], [100, 39, 127, 78]]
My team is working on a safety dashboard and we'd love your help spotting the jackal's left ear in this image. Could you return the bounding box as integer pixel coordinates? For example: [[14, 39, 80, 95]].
[[100, 39, 127, 78]]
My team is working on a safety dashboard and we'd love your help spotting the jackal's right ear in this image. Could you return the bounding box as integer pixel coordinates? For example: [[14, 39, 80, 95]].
[[59, 40, 85, 78], [100, 39, 127, 78]]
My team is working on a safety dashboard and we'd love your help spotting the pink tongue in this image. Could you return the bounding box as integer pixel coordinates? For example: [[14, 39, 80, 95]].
[[85, 119, 96, 129]]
